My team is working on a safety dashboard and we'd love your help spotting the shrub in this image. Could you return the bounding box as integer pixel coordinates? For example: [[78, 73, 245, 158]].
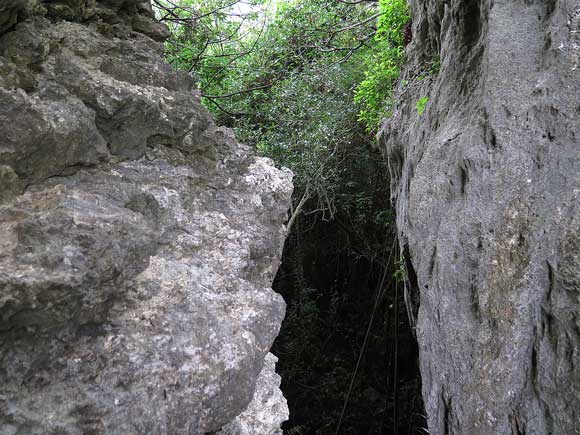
[[353, 0, 410, 132]]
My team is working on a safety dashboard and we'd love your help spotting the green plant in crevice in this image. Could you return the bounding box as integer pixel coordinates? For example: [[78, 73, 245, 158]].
[[415, 96, 429, 115], [374, 209, 395, 228], [353, 0, 410, 132], [393, 255, 406, 282], [429, 55, 441, 75]]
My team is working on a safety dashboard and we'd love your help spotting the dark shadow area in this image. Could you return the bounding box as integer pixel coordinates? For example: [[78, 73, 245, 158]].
[[272, 187, 426, 434]]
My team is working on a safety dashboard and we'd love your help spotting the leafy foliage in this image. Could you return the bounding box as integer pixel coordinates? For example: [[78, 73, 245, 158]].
[[429, 55, 441, 75], [394, 255, 406, 282], [415, 96, 428, 115], [353, 0, 410, 131], [165, 0, 384, 221]]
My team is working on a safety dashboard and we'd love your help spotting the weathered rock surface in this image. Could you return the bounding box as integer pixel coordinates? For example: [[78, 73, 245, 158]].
[[380, 1, 580, 434], [0, 1, 292, 434], [218, 353, 288, 435]]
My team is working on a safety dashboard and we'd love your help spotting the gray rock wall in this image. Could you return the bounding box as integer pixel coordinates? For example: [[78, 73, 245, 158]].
[[380, 0, 579, 434], [0, 1, 291, 434]]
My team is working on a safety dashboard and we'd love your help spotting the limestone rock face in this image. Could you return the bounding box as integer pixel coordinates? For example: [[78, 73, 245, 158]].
[[380, 1, 580, 434], [0, 2, 292, 434], [218, 353, 288, 435]]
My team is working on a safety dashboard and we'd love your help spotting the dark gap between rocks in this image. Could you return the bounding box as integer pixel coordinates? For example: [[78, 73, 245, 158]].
[[272, 212, 426, 435]]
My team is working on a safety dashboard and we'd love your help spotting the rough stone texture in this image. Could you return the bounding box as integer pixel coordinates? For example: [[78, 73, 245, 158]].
[[0, 2, 292, 434], [380, 1, 580, 434], [218, 353, 288, 435]]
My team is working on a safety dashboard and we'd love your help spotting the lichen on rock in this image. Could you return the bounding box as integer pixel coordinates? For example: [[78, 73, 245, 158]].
[[0, 1, 292, 434]]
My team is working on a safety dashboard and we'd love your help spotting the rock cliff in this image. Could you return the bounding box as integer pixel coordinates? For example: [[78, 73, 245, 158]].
[[380, 1, 580, 434], [0, 1, 292, 434]]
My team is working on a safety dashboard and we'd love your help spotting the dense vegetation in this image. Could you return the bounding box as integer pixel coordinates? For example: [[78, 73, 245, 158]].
[[154, 0, 423, 433]]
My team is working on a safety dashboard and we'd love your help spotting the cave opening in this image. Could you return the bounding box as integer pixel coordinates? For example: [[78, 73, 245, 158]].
[[271, 205, 426, 435]]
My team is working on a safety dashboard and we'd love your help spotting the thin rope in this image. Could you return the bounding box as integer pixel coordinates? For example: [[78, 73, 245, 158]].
[[393, 264, 399, 435], [334, 236, 397, 435]]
